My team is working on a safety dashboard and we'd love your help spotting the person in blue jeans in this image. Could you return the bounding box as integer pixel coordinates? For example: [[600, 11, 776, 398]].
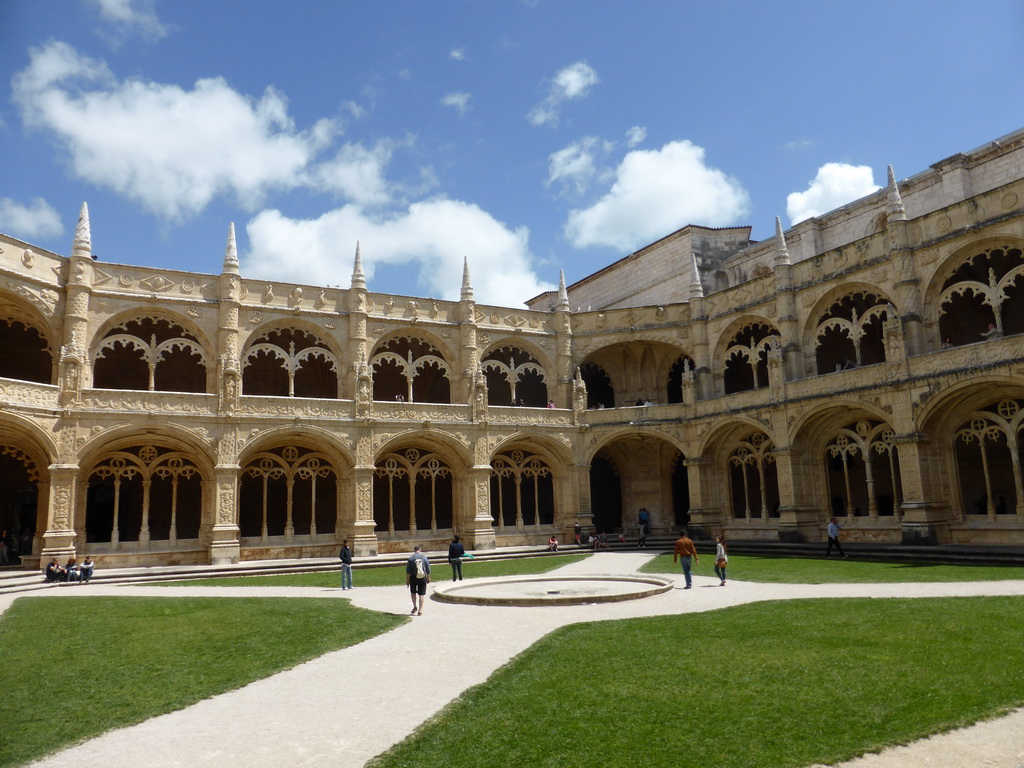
[[339, 539, 353, 589], [447, 535, 465, 581], [672, 530, 699, 589]]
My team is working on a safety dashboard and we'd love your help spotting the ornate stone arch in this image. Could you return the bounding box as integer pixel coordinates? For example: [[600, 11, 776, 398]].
[[802, 285, 896, 376], [0, 415, 55, 553], [480, 343, 549, 407], [489, 448, 556, 529], [713, 316, 780, 395], [923, 237, 1024, 348], [92, 313, 211, 393], [369, 334, 453, 404], [241, 321, 341, 399], [0, 290, 57, 384]]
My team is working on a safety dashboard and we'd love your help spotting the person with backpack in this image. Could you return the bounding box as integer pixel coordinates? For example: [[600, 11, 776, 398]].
[[406, 545, 431, 615]]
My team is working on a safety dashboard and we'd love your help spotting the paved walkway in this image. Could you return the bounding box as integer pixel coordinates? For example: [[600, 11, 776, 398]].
[[6, 553, 1024, 768]]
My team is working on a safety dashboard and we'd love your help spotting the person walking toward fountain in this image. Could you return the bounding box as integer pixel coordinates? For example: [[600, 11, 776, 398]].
[[448, 535, 465, 581], [406, 545, 431, 615], [714, 535, 728, 586], [672, 529, 699, 589], [339, 539, 353, 590]]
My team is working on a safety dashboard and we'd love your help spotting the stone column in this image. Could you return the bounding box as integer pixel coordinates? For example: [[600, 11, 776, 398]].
[[553, 271, 573, 408], [208, 466, 241, 564], [39, 466, 79, 561], [568, 463, 594, 541], [461, 466, 496, 550], [772, 447, 821, 542], [681, 457, 716, 539], [350, 465, 379, 556], [457, 259, 479, 404], [894, 433, 949, 545]]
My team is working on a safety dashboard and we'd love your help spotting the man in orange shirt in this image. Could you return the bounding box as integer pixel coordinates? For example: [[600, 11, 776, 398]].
[[672, 530, 699, 589]]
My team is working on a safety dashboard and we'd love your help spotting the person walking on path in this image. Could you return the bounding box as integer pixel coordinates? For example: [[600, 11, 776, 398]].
[[339, 539, 353, 590], [672, 530, 699, 589], [826, 517, 848, 559], [406, 545, 431, 615], [714, 535, 728, 586], [448, 535, 465, 581]]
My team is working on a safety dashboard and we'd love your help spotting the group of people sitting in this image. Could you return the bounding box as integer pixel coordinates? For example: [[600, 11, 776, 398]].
[[44, 556, 95, 583]]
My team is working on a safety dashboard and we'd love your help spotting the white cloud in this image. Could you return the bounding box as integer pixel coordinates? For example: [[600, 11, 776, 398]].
[[0, 197, 64, 239], [313, 141, 399, 208], [546, 137, 613, 196], [245, 199, 552, 307], [450, 48, 466, 61], [564, 140, 750, 251], [12, 41, 339, 221], [783, 138, 813, 152], [786, 163, 879, 225], [528, 61, 599, 127], [88, 0, 169, 41], [440, 92, 472, 116], [625, 126, 646, 147]]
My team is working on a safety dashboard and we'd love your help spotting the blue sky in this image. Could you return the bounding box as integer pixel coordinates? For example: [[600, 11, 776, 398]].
[[2, 1, 1023, 307]]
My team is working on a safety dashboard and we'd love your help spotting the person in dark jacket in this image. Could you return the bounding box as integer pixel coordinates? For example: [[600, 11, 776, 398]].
[[448, 535, 466, 581], [339, 539, 353, 589]]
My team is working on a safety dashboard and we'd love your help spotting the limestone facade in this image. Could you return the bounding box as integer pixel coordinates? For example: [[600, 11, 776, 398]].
[[2, 129, 1024, 569]]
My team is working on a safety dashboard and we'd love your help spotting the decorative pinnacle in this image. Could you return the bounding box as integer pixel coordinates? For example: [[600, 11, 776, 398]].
[[73, 202, 91, 256], [774, 216, 791, 267], [557, 269, 570, 310], [461, 257, 474, 301], [351, 242, 365, 289], [223, 222, 239, 274], [886, 165, 907, 221], [688, 253, 704, 300]]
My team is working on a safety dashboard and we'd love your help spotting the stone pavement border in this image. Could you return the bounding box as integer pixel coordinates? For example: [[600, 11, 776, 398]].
[[5, 552, 1024, 768]]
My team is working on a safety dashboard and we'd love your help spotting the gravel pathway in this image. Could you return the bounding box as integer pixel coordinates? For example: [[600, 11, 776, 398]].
[[6, 553, 1024, 768]]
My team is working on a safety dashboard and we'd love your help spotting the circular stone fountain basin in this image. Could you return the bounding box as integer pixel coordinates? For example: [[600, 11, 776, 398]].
[[431, 574, 674, 607]]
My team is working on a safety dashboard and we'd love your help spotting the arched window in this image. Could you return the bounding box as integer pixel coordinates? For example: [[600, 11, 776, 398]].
[[242, 328, 339, 398], [579, 362, 614, 409], [589, 452, 622, 532], [814, 293, 891, 374], [94, 318, 207, 393], [373, 448, 453, 534], [671, 453, 691, 526], [0, 317, 52, 384], [723, 323, 779, 394], [239, 446, 338, 539], [666, 355, 696, 404], [85, 446, 202, 545], [481, 347, 548, 407], [370, 337, 451, 404], [939, 245, 1024, 345], [824, 421, 902, 518], [490, 450, 554, 528], [954, 400, 1024, 518], [728, 432, 779, 518]]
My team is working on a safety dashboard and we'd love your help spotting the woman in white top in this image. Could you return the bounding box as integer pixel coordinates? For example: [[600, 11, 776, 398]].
[[714, 535, 728, 586]]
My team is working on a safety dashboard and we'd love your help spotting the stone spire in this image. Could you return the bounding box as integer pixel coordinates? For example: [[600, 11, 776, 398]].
[[351, 242, 365, 290], [557, 269, 570, 311], [886, 165, 907, 221], [223, 222, 239, 274], [73, 202, 91, 257], [774, 216, 791, 267], [688, 253, 704, 300], [461, 257, 474, 301]]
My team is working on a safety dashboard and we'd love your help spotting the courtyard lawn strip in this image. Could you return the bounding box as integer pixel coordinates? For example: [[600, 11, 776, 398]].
[[368, 597, 1024, 768], [0, 596, 404, 768], [639, 552, 1024, 583], [153, 552, 591, 587]]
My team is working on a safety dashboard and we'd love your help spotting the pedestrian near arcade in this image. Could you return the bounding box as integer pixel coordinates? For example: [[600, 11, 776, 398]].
[[672, 529, 699, 589], [448, 535, 465, 581], [406, 545, 431, 615], [339, 539, 353, 590], [714, 535, 728, 586], [826, 517, 847, 559]]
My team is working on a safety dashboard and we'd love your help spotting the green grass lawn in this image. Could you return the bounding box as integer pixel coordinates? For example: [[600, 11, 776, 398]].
[[154, 553, 590, 587], [0, 596, 404, 767], [368, 596, 1024, 768], [639, 552, 1024, 583]]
